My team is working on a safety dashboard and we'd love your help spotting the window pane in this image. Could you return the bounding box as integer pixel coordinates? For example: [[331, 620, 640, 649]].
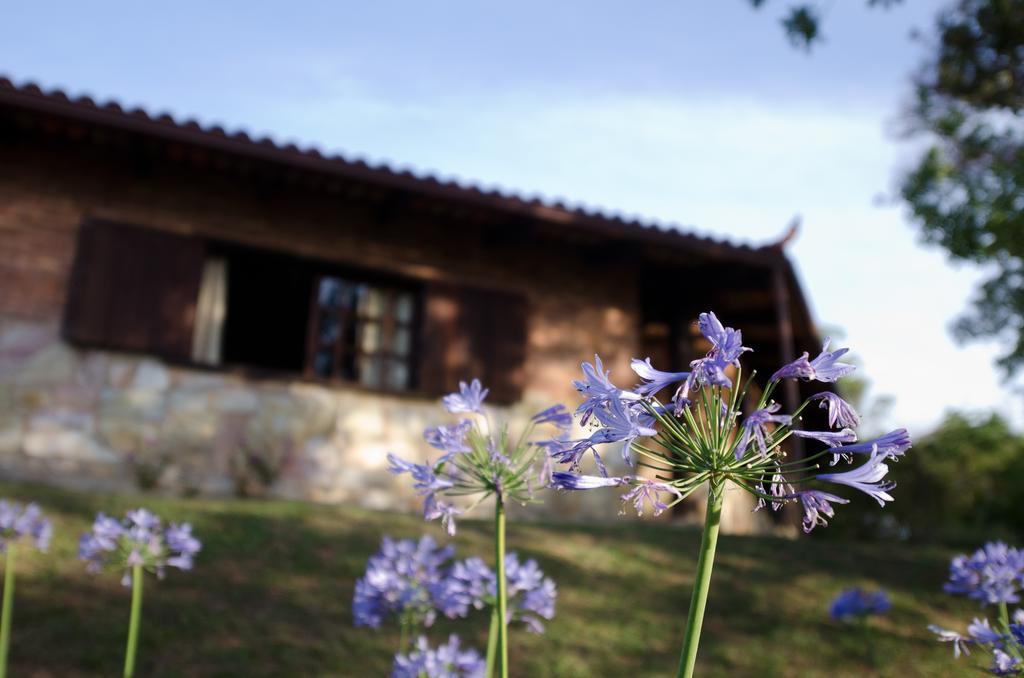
[[318, 277, 342, 307], [359, 286, 384, 318], [394, 293, 414, 323], [386, 360, 409, 390], [359, 355, 382, 388], [313, 349, 334, 378], [391, 327, 411, 356], [318, 310, 340, 345], [360, 322, 381, 352]]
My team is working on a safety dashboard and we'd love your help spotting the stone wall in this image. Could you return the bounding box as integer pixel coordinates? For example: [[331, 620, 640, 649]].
[[0, 138, 775, 531]]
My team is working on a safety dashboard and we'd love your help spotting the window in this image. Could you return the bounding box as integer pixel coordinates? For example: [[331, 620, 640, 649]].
[[65, 220, 526, 402], [307, 276, 417, 390]]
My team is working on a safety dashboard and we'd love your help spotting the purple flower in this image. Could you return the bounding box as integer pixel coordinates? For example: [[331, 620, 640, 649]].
[[424, 496, 462, 537], [531, 405, 573, 431], [967, 618, 1005, 645], [587, 394, 657, 465], [796, 490, 849, 533], [392, 634, 485, 678], [505, 553, 557, 633], [433, 553, 557, 633], [572, 355, 639, 424], [771, 338, 855, 383], [433, 557, 493, 619], [78, 509, 201, 587], [618, 478, 682, 517], [1010, 621, 1024, 647], [811, 392, 861, 429], [754, 473, 793, 512], [442, 379, 489, 414], [353, 535, 453, 629], [630, 358, 690, 397], [944, 542, 1024, 605], [550, 472, 627, 490], [928, 625, 973, 658], [0, 500, 52, 553], [697, 312, 750, 364], [817, 453, 895, 506], [424, 420, 472, 457], [824, 429, 913, 462], [990, 649, 1022, 676], [829, 588, 891, 620], [738, 404, 792, 457], [791, 428, 857, 448]]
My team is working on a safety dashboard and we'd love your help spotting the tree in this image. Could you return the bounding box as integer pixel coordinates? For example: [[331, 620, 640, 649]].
[[745, 0, 904, 50], [900, 0, 1024, 380]]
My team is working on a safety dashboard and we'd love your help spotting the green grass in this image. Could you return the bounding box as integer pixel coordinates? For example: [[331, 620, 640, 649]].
[[0, 481, 987, 677]]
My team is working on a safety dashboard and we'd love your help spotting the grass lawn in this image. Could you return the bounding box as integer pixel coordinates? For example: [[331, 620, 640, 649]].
[[0, 480, 988, 677]]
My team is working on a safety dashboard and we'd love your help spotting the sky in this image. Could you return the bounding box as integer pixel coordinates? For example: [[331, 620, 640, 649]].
[[2, 0, 1019, 436]]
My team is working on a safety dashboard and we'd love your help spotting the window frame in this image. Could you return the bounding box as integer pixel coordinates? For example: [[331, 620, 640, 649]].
[[302, 271, 421, 393]]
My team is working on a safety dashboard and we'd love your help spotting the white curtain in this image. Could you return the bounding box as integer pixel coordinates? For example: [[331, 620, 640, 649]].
[[191, 257, 228, 365]]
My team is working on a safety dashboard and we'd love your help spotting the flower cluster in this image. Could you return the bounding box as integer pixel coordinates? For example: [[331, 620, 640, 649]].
[[549, 311, 911, 532], [388, 379, 571, 535], [354, 535, 558, 634], [829, 587, 891, 621], [930, 541, 1024, 675], [434, 553, 558, 633], [391, 634, 485, 678], [353, 535, 454, 629], [945, 542, 1024, 606], [78, 509, 201, 586], [0, 500, 51, 553]]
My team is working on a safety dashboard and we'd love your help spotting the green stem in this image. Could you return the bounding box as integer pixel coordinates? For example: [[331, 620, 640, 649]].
[[0, 544, 16, 678], [399, 619, 409, 654], [495, 497, 508, 678], [999, 601, 1010, 630], [676, 480, 725, 678], [123, 564, 143, 678], [484, 606, 499, 678]]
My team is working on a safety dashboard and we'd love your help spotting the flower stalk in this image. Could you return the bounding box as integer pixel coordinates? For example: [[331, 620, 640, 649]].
[[493, 496, 509, 678], [0, 544, 16, 678], [676, 480, 724, 678], [123, 564, 143, 678], [551, 312, 912, 674]]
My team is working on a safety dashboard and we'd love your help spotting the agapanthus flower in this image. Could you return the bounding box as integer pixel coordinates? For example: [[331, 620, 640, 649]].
[[931, 544, 1024, 676], [829, 587, 891, 620], [573, 355, 638, 423], [392, 634, 485, 678], [738, 404, 792, 457], [389, 381, 568, 535], [0, 500, 51, 552], [630, 358, 690, 398], [442, 379, 489, 414], [929, 625, 973, 658], [816, 453, 896, 506], [810, 392, 860, 429], [944, 542, 1024, 605], [967, 618, 1006, 645], [531, 405, 573, 431], [795, 490, 850, 533], [425, 420, 473, 458], [78, 509, 200, 587], [771, 338, 855, 383], [549, 311, 910, 540], [353, 535, 453, 629], [433, 553, 557, 634], [990, 649, 1022, 676], [822, 428, 912, 463]]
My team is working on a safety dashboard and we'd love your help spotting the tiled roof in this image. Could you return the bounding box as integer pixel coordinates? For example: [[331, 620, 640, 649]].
[[0, 76, 789, 264]]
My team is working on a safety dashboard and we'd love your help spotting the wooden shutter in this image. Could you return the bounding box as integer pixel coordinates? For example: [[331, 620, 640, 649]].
[[63, 220, 205, 361], [420, 282, 528, 404]]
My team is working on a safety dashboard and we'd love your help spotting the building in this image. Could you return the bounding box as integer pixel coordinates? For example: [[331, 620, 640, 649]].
[[0, 78, 827, 529]]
